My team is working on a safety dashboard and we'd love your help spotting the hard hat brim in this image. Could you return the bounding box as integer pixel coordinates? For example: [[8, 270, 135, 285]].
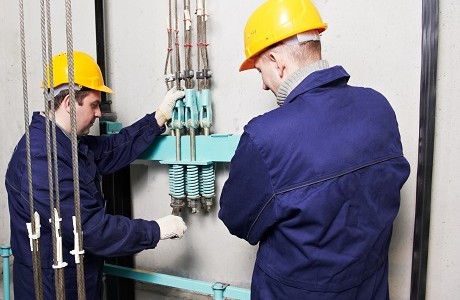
[[239, 58, 255, 72], [96, 85, 114, 94]]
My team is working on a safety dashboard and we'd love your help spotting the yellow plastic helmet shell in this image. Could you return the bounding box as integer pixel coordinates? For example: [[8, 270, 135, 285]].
[[240, 0, 327, 72], [44, 51, 113, 94]]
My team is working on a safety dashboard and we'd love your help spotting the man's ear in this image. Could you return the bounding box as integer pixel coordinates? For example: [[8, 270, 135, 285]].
[[62, 94, 71, 114], [268, 51, 285, 78]]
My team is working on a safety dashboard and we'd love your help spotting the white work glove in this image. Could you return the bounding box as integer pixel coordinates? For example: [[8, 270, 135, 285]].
[[156, 215, 187, 240], [157, 87, 185, 121]]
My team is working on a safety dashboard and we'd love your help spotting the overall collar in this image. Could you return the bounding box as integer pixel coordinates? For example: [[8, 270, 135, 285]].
[[277, 60, 330, 106], [284, 65, 351, 105]]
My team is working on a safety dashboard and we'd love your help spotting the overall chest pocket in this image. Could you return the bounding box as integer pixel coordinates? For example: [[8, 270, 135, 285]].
[[79, 156, 101, 198]]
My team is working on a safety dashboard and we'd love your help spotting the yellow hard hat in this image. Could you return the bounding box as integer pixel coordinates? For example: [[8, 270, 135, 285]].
[[44, 51, 113, 93], [240, 0, 327, 72]]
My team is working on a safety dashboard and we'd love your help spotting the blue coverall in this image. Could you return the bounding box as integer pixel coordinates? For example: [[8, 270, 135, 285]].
[[219, 66, 410, 299], [6, 112, 164, 299]]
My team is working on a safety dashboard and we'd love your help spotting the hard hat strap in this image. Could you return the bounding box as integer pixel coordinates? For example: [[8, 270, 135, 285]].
[[282, 30, 320, 46], [52, 83, 82, 97]]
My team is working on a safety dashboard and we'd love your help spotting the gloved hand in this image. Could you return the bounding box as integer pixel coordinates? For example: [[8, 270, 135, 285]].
[[157, 87, 185, 121], [156, 215, 187, 240]]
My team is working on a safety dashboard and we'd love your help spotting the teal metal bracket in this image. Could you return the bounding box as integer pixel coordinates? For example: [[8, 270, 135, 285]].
[[212, 282, 230, 300], [103, 264, 250, 300], [138, 134, 240, 163], [100, 120, 123, 135], [1, 245, 12, 300], [107, 129, 244, 298]]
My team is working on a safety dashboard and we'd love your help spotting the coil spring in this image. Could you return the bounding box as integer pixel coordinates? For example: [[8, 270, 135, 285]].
[[169, 164, 185, 198], [201, 164, 215, 198], [186, 165, 200, 198]]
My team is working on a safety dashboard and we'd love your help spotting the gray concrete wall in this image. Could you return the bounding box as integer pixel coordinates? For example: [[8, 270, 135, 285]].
[[1, 1, 459, 299], [426, 1, 460, 298]]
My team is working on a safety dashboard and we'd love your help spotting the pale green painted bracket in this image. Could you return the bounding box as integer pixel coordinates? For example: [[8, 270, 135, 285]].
[[100, 120, 123, 134], [1, 245, 12, 300], [103, 263, 250, 300], [137, 134, 241, 163]]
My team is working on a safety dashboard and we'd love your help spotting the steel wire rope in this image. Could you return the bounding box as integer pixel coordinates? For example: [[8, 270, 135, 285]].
[[184, 0, 193, 89], [183, 0, 200, 212], [170, 0, 186, 215], [196, 0, 215, 210], [19, 0, 45, 298], [165, 0, 174, 90], [174, 0, 182, 90], [196, 0, 202, 91], [196, 0, 210, 91], [40, 0, 67, 297], [201, 0, 210, 89], [64, 0, 86, 298]]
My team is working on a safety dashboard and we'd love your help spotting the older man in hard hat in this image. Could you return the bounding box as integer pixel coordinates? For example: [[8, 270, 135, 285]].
[[219, 0, 410, 299], [6, 51, 187, 299]]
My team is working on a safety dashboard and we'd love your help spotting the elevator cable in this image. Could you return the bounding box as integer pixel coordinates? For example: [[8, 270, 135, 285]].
[[183, 0, 200, 213], [164, 0, 175, 90], [165, 0, 187, 215], [18, 0, 44, 298], [196, 0, 215, 212], [63, 0, 86, 298], [183, 0, 193, 89], [39, 0, 68, 297]]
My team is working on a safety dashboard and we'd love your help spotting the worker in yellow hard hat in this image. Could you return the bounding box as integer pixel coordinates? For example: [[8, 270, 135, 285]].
[[219, 1, 410, 299], [7, 50, 188, 299], [45, 51, 182, 132]]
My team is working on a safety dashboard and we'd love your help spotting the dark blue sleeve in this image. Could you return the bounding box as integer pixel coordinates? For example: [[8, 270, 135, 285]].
[[26, 152, 161, 258], [62, 185, 161, 258], [82, 112, 165, 175], [218, 131, 277, 245]]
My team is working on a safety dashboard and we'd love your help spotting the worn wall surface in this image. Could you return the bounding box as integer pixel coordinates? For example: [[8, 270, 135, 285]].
[[1, 0, 459, 299], [426, 0, 460, 298]]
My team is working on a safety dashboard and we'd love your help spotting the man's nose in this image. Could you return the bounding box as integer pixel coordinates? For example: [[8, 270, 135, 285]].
[[95, 106, 102, 118], [262, 83, 269, 91]]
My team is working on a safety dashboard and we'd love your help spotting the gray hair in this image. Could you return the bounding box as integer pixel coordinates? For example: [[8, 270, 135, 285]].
[[260, 40, 322, 67]]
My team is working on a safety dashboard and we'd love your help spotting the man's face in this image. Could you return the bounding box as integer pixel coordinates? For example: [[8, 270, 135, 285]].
[[76, 90, 102, 136], [254, 53, 281, 96]]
